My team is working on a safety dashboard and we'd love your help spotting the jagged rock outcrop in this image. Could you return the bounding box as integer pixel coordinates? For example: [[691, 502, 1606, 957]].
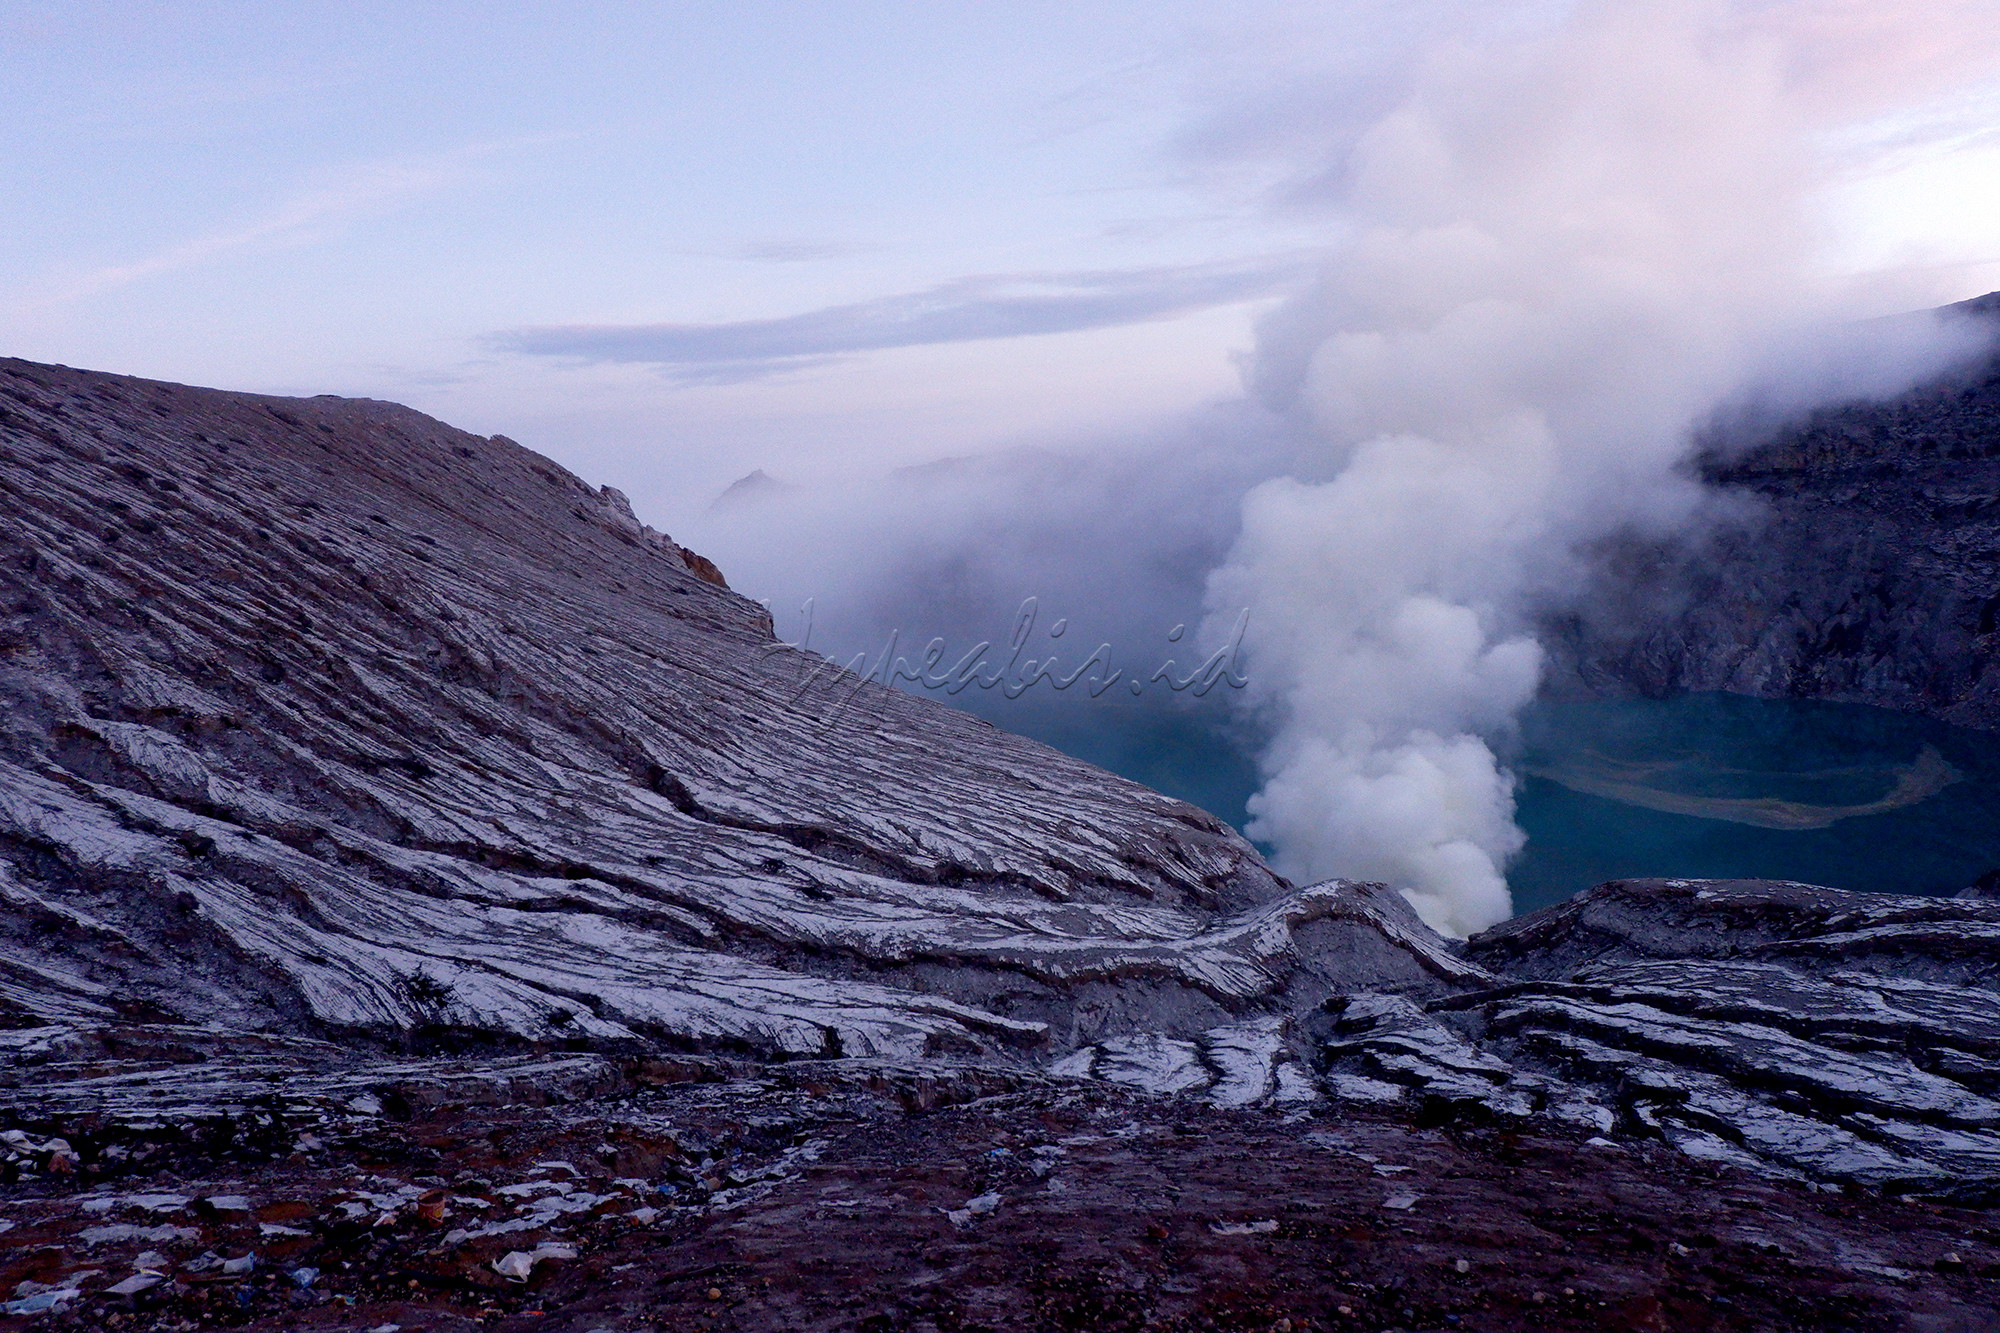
[[1550, 292, 2000, 729], [1016, 874, 2000, 1200], [0, 357, 1458, 1067], [1300, 879, 2000, 1200]]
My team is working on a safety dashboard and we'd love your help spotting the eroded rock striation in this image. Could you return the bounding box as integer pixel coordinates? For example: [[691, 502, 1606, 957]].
[[8, 358, 2000, 1329], [1035, 877, 2000, 1201], [1402, 880, 2000, 1199], [0, 357, 1459, 1069]]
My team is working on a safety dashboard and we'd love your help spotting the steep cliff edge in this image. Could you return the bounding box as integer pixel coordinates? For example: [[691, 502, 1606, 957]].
[[1551, 292, 2000, 730]]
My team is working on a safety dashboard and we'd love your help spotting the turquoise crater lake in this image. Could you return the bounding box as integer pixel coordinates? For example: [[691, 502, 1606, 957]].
[[1507, 693, 2000, 915], [946, 688, 2000, 918]]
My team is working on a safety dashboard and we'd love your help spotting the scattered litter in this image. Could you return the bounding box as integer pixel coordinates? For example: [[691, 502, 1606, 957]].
[[260, 1222, 311, 1237], [1209, 1219, 1279, 1236], [0, 1131, 74, 1172], [492, 1244, 578, 1281], [106, 1273, 166, 1296], [492, 1252, 537, 1282], [221, 1253, 258, 1276], [943, 1191, 1002, 1227], [1383, 1191, 1421, 1211], [1372, 1164, 1412, 1176]]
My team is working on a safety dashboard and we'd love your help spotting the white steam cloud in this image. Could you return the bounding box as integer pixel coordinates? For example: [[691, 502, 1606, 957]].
[[686, 0, 2000, 940], [1206, 0, 1990, 936]]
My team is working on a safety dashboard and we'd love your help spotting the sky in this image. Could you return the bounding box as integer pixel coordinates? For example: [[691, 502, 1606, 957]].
[[6, 1, 2000, 538]]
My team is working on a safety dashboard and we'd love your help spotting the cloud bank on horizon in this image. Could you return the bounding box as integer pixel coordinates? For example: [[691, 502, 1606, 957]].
[[498, 257, 1314, 385]]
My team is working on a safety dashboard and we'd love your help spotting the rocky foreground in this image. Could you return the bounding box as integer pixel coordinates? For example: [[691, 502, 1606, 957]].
[[3, 1054, 1998, 1333], [5, 358, 2000, 1328]]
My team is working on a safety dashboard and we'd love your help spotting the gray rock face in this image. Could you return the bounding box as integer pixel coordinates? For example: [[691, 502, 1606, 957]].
[[0, 357, 1458, 1064], [9, 357, 2000, 1206], [1321, 880, 2000, 1199], [997, 873, 2000, 1199], [1550, 292, 2000, 730]]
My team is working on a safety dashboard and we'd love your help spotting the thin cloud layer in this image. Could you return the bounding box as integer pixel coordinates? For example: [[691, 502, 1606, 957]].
[[495, 256, 1310, 383], [44, 160, 452, 306]]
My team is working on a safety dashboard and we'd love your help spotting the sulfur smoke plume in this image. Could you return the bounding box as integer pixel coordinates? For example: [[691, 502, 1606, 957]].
[[1203, 1, 1984, 936], [690, 1, 1997, 940]]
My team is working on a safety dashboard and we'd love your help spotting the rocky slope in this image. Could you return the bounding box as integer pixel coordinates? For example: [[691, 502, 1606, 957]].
[[1551, 292, 2000, 730], [8, 358, 2000, 1327], [0, 357, 1466, 1067]]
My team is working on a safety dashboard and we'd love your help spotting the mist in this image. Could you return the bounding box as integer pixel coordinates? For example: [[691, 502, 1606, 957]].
[[685, 0, 1999, 937]]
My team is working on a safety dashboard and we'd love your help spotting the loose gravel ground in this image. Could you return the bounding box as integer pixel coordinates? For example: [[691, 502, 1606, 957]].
[[4, 1059, 1997, 1332]]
